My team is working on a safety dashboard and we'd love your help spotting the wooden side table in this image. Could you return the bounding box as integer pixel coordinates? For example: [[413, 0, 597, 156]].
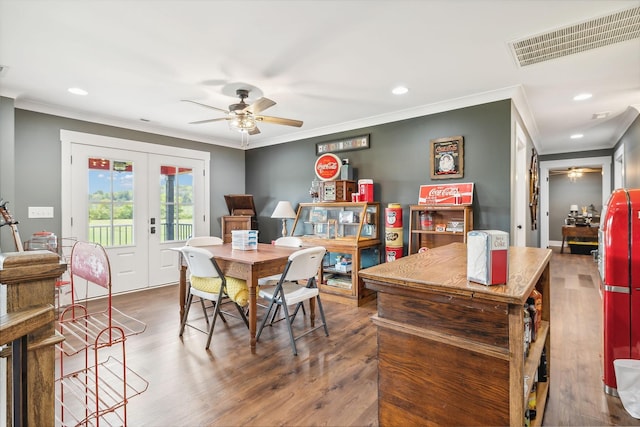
[[561, 225, 599, 253]]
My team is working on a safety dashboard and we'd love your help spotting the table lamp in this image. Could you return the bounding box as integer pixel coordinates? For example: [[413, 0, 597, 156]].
[[271, 201, 297, 237]]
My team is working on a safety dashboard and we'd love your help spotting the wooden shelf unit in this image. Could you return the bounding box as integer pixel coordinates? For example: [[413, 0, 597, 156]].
[[359, 243, 552, 426], [408, 204, 473, 254]]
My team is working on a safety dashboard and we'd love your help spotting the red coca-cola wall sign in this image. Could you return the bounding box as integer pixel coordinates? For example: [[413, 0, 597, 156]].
[[418, 182, 474, 205], [315, 153, 342, 181]]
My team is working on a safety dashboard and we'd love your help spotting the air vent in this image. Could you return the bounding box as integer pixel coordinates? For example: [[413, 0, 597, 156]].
[[510, 6, 640, 67]]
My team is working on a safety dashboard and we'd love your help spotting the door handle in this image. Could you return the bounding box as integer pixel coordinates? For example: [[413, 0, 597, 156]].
[[150, 218, 156, 225], [517, 225, 523, 229], [150, 227, 156, 234]]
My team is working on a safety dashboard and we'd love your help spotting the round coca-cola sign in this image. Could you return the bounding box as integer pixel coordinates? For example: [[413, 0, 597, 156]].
[[315, 153, 341, 181]]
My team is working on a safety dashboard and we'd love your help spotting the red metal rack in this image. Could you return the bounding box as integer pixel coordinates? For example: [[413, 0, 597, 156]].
[[56, 241, 147, 426]]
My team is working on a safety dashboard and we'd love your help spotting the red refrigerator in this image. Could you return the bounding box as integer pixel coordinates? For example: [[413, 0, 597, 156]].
[[599, 188, 640, 395]]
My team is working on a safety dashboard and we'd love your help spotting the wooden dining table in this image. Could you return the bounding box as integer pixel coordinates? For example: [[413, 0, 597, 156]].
[[177, 242, 298, 354]]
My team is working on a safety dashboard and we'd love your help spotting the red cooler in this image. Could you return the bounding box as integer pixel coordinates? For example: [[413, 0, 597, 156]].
[[358, 179, 374, 202], [599, 188, 640, 394]]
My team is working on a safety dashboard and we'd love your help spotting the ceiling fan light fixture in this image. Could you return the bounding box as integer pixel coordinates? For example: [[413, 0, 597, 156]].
[[229, 114, 257, 133], [568, 168, 583, 182]]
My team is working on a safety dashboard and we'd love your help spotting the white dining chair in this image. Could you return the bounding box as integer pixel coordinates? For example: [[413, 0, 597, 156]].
[[256, 246, 328, 355], [257, 236, 303, 286], [179, 245, 249, 349]]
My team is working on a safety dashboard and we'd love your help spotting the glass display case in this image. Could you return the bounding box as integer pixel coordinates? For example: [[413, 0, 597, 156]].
[[291, 202, 378, 241], [291, 202, 380, 306]]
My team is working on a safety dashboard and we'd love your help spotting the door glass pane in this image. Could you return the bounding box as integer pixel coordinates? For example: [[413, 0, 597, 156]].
[[160, 166, 193, 242], [88, 158, 134, 246]]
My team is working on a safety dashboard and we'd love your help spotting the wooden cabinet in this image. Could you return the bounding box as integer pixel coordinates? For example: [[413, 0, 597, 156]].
[[1, 250, 66, 427], [408, 204, 473, 254], [221, 215, 252, 243], [319, 180, 356, 202], [291, 202, 381, 306], [359, 243, 552, 426]]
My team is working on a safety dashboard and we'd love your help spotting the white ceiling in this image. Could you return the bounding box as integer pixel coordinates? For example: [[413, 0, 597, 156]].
[[1, 0, 639, 154]]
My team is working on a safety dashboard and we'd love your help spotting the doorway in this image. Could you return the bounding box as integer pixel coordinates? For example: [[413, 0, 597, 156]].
[[539, 156, 611, 249], [61, 130, 210, 298]]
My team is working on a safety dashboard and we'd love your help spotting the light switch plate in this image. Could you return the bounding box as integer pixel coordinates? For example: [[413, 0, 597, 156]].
[[28, 206, 54, 218]]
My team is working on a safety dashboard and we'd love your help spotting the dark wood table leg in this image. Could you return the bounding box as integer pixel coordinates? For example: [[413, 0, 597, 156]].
[[248, 271, 257, 354]]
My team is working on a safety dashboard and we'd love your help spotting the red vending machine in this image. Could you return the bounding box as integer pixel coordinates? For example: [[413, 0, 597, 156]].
[[599, 188, 640, 395]]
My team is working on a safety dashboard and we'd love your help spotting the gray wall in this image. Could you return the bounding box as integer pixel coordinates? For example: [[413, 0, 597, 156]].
[[1, 108, 245, 251], [246, 100, 513, 249], [548, 171, 603, 241]]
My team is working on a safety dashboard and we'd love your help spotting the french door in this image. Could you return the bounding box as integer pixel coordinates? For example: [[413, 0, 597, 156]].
[[61, 130, 210, 298]]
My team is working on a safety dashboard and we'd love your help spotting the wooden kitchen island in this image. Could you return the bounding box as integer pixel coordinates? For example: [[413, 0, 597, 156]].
[[359, 242, 551, 426]]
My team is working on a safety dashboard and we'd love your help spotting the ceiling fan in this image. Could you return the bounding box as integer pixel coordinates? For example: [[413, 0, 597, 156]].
[[183, 89, 303, 136]]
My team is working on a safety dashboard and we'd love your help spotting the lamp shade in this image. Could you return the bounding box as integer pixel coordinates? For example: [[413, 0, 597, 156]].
[[271, 201, 296, 219]]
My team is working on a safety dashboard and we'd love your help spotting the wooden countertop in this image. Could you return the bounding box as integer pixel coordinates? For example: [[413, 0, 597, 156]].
[[359, 242, 551, 305]]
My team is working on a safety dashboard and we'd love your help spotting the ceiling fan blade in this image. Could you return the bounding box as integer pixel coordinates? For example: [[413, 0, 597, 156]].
[[188, 117, 230, 125], [182, 99, 229, 114], [257, 115, 303, 127], [245, 97, 276, 115], [248, 126, 261, 136]]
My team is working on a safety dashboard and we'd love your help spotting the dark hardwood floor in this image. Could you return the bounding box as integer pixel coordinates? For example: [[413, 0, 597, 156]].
[[543, 248, 638, 427], [56, 249, 640, 426]]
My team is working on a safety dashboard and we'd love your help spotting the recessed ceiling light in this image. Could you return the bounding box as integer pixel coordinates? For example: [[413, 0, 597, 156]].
[[592, 111, 610, 119], [68, 87, 88, 96], [570, 133, 584, 139], [392, 86, 408, 95], [573, 93, 592, 101]]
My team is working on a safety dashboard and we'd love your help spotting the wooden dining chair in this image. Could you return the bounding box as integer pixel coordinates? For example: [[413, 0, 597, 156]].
[[179, 245, 249, 349], [256, 246, 328, 355]]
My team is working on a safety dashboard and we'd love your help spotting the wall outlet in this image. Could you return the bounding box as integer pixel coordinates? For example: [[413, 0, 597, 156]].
[[28, 206, 54, 218]]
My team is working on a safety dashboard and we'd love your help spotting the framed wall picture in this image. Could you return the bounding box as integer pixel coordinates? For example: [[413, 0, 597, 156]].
[[430, 135, 464, 179], [316, 134, 370, 155]]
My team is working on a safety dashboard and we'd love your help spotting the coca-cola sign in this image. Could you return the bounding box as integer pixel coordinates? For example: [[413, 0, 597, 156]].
[[315, 153, 342, 181], [418, 183, 474, 205]]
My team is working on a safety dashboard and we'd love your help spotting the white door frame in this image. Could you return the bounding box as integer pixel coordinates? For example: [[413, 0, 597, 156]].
[[614, 143, 625, 190], [539, 156, 611, 249], [512, 122, 527, 246]]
